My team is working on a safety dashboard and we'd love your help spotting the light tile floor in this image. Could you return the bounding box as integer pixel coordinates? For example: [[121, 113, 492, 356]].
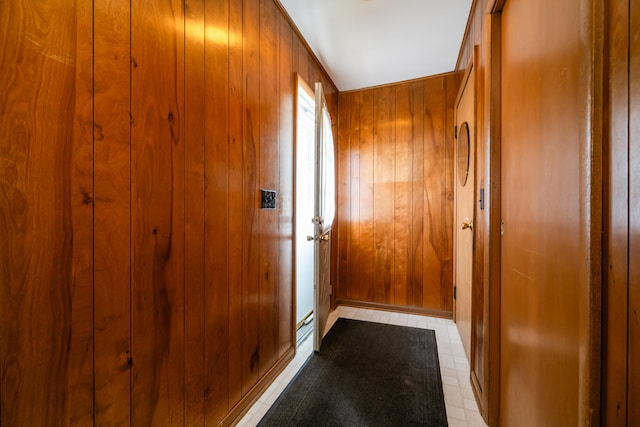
[[236, 306, 488, 427]]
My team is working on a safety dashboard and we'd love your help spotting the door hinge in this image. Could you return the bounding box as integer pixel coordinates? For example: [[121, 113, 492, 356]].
[[329, 285, 332, 295], [454, 125, 458, 139], [453, 285, 457, 300]]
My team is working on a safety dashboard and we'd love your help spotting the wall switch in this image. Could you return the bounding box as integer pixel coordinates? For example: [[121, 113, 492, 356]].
[[261, 189, 276, 209]]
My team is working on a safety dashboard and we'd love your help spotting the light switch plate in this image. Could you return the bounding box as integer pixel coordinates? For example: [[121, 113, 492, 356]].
[[261, 189, 276, 209]]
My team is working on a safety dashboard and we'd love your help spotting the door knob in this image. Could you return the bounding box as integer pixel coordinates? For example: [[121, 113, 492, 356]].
[[461, 221, 473, 230], [307, 234, 330, 242]]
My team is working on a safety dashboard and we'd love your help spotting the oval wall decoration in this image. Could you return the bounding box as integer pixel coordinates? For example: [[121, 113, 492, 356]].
[[457, 121, 470, 187]]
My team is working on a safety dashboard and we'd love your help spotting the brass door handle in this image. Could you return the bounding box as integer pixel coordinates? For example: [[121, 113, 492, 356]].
[[307, 234, 330, 241], [461, 221, 473, 230]]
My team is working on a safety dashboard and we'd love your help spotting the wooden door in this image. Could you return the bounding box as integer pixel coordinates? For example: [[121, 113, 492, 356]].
[[454, 63, 475, 360], [312, 82, 335, 352]]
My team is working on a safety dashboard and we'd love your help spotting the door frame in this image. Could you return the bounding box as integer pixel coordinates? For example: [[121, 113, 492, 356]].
[[292, 74, 316, 348], [479, 5, 503, 425]]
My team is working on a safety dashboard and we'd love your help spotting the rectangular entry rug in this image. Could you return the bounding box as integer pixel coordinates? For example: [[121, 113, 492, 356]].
[[258, 318, 448, 426]]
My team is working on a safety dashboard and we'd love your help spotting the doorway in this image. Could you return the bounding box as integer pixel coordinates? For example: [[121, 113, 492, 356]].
[[295, 76, 316, 344]]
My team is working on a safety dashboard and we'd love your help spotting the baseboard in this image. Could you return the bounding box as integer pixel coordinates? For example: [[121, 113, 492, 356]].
[[335, 299, 453, 319], [223, 346, 296, 426]]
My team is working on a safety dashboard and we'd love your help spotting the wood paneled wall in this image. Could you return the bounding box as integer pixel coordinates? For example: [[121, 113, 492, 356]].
[[603, 0, 640, 424], [0, 0, 336, 425], [334, 74, 458, 315]]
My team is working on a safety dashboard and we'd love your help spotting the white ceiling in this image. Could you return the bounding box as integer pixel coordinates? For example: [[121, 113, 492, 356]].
[[278, 0, 473, 91]]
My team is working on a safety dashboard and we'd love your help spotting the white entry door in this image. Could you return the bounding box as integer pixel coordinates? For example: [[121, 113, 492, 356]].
[[312, 82, 335, 352]]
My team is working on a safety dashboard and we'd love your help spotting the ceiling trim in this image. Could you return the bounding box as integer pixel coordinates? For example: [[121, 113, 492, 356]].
[[338, 70, 459, 95], [272, 0, 339, 92], [454, 0, 480, 72]]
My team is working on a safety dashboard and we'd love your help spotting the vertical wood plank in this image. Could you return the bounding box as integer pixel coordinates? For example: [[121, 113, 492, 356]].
[[93, 0, 132, 423], [258, 0, 280, 375], [204, 0, 231, 423], [241, 0, 261, 395], [337, 93, 352, 300], [359, 90, 375, 302], [423, 78, 447, 310], [184, 0, 206, 424], [628, 0, 640, 422], [297, 40, 311, 86], [69, 1, 96, 424], [372, 86, 395, 304], [0, 1, 92, 424], [130, 0, 186, 423], [394, 83, 412, 306], [410, 81, 425, 307], [228, 0, 244, 408], [443, 74, 456, 311], [603, 0, 629, 422], [348, 92, 362, 302], [277, 15, 294, 358], [69, 0, 95, 422]]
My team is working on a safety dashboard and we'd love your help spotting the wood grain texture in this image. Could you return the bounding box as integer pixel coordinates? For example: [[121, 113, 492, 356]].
[[93, 0, 132, 424], [258, 0, 280, 375], [603, 0, 629, 424], [628, 0, 640, 422], [454, 65, 475, 361], [69, 0, 95, 423], [346, 92, 362, 302], [484, 14, 502, 425], [337, 92, 352, 301], [444, 75, 457, 311], [297, 42, 311, 90], [277, 15, 294, 358], [424, 76, 454, 312], [228, 0, 244, 410], [335, 75, 456, 314], [130, 0, 186, 424], [184, 0, 206, 424], [0, 1, 93, 424], [241, 0, 261, 396], [203, 0, 231, 423], [472, 39, 486, 400], [410, 82, 425, 308], [394, 83, 412, 307], [500, 0, 582, 424], [372, 86, 395, 304], [0, 0, 338, 425], [358, 90, 375, 302]]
